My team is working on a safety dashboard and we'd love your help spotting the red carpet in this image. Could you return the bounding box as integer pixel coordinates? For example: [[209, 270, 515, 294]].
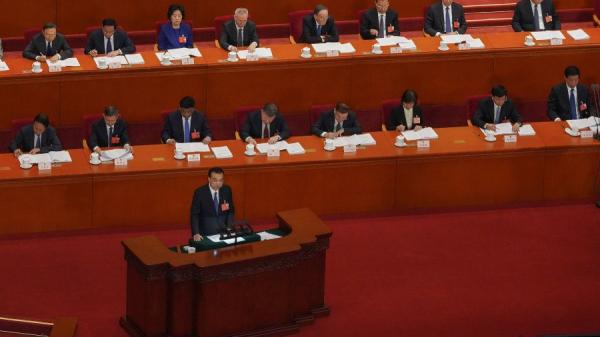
[[1, 204, 599, 337]]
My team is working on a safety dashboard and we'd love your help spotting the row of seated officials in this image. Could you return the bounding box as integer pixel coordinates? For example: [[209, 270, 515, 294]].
[[0, 0, 565, 61], [8, 65, 597, 157]]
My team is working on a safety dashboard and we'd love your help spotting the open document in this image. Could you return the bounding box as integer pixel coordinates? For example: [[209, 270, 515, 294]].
[[47, 58, 80, 67], [332, 133, 376, 147], [402, 127, 439, 141], [211, 146, 233, 159], [156, 48, 202, 61], [531, 31, 565, 41], [238, 48, 273, 59], [311, 42, 356, 54], [18, 151, 72, 165], [175, 142, 210, 153], [100, 149, 133, 162]]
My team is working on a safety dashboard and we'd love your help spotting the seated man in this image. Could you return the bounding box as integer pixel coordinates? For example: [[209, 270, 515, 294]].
[[548, 66, 595, 121], [88, 106, 132, 153], [312, 102, 362, 138], [219, 8, 259, 52], [162, 96, 212, 144], [512, 0, 560, 32], [424, 0, 467, 37], [85, 18, 136, 56], [190, 167, 235, 241], [360, 0, 400, 40], [9, 113, 63, 157], [301, 4, 340, 43], [23, 22, 73, 61], [472, 85, 522, 133], [240, 103, 290, 145]]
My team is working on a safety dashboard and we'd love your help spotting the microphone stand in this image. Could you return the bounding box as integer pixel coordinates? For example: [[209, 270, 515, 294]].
[[591, 84, 600, 208]]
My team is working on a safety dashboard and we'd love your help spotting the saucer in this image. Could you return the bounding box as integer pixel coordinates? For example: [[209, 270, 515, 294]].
[[89, 159, 101, 165], [244, 151, 256, 156], [20, 163, 33, 169], [98, 65, 108, 70], [524, 41, 535, 47], [324, 146, 336, 152], [372, 50, 383, 55], [174, 154, 186, 160], [438, 46, 449, 51], [484, 136, 497, 142], [31, 68, 43, 73], [227, 58, 239, 63], [300, 54, 312, 59], [394, 142, 407, 148]]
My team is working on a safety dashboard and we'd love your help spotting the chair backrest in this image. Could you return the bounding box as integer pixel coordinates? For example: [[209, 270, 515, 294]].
[[82, 114, 103, 140], [11, 118, 32, 139], [161, 109, 173, 124], [309, 104, 335, 126], [155, 20, 194, 39], [356, 109, 383, 132], [24, 28, 40, 44], [381, 99, 401, 130], [285, 113, 311, 136], [214, 15, 234, 42], [466, 95, 488, 125], [596, 0, 600, 15], [85, 26, 101, 37], [233, 105, 262, 132], [289, 10, 312, 43], [357, 9, 368, 37]]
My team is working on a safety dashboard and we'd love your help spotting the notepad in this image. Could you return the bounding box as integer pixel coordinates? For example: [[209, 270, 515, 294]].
[[531, 31, 565, 40], [466, 38, 485, 49], [157, 48, 202, 61], [567, 29, 590, 41], [175, 142, 210, 153], [211, 146, 233, 159], [100, 149, 133, 162], [376, 36, 411, 46], [480, 122, 514, 136], [311, 42, 356, 54], [125, 54, 145, 64], [47, 58, 80, 67], [237, 48, 273, 59], [256, 141, 288, 154], [18, 151, 72, 165], [441, 34, 473, 44], [257, 231, 281, 241], [332, 133, 376, 147], [567, 116, 600, 130], [402, 127, 439, 141], [398, 40, 417, 50], [517, 124, 536, 136], [286, 142, 306, 155], [93, 56, 127, 68]]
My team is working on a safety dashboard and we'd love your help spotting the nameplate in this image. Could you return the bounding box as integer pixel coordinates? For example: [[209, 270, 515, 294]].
[[187, 154, 201, 162], [417, 140, 430, 148], [108, 62, 122, 69], [326, 50, 340, 57], [504, 135, 517, 143], [580, 130, 594, 139], [390, 47, 403, 54], [267, 148, 280, 157], [246, 53, 259, 62], [181, 57, 195, 65], [343, 144, 357, 153], [550, 38, 563, 46], [458, 43, 469, 51], [114, 157, 128, 166], [48, 64, 62, 72], [38, 161, 52, 171]]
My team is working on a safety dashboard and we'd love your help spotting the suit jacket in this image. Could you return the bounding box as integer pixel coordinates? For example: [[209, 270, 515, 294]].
[[88, 118, 130, 149], [219, 20, 260, 51], [471, 97, 522, 128], [190, 184, 235, 236], [389, 105, 425, 130], [512, 0, 560, 32], [84, 29, 136, 55], [9, 124, 63, 153], [161, 110, 212, 143], [240, 110, 291, 141], [424, 2, 468, 37], [312, 110, 362, 136], [360, 8, 400, 39], [300, 15, 340, 43], [23, 33, 73, 60], [547, 83, 595, 121], [0, 39, 3, 60]]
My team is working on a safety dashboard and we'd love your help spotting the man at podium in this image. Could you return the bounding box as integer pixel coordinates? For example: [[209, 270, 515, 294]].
[[190, 167, 235, 241]]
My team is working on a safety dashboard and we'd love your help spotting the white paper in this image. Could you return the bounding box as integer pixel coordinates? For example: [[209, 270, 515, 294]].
[[93, 55, 127, 68], [256, 141, 289, 154], [567, 29, 590, 41], [18, 151, 72, 165], [47, 58, 80, 67], [567, 116, 600, 129], [402, 127, 439, 141], [286, 142, 306, 155], [399, 40, 417, 50], [175, 142, 210, 153], [332, 133, 376, 147], [311, 42, 355, 54], [211, 146, 233, 159], [125, 54, 145, 64], [0, 61, 9, 71], [100, 149, 133, 162], [480, 122, 515, 136], [207, 234, 246, 244], [257, 231, 282, 241], [531, 31, 565, 41], [518, 124, 536, 136], [376, 36, 411, 46], [48, 150, 72, 163], [441, 34, 473, 44], [466, 38, 485, 49], [237, 48, 273, 60], [339, 43, 356, 54]]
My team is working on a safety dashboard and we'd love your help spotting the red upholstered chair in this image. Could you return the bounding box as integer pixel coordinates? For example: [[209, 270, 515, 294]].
[[214, 15, 234, 48], [594, 0, 600, 26], [466, 95, 488, 126], [160, 109, 173, 143], [309, 104, 335, 126], [11, 118, 32, 139], [357, 9, 367, 39], [288, 10, 312, 44], [356, 109, 383, 132], [24, 28, 40, 44], [233, 105, 262, 140], [381, 99, 401, 131], [81, 114, 102, 149], [85, 26, 101, 37]]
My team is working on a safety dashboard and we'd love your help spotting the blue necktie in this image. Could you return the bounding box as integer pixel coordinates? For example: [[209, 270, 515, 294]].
[[445, 7, 452, 33], [35, 135, 41, 149], [533, 5, 541, 31], [213, 192, 219, 214], [494, 106, 500, 124], [316, 24, 322, 36], [569, 88, 578, 120], [106, 38, 113, 53], [46, 42, 55, 56], [379, 15, 385, 38], [184, 117, 190, 143]]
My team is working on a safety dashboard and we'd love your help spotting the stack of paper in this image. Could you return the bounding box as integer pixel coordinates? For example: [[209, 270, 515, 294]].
[[237, 48, 273, 59], [531, 31, 565, 40], [286, 142, 306, 155], [93, 56, 127, 68], [18, 151, 72, 165], [47, 58, 80, 67], [376, 36, 411, 46], [402, 127, 439, 141], [0, 61, 9, 71], [257, 231, 282, 241], [441, 34, 473, 44], [567, 116, 600, 129], [211, 146, 233, 159], [311, 42, 356, 54], [206, 234, 245, 244], [399, 40, 417, 50], [332, 133, 377, 147], [157, 48, 202, 61], [125, 54, 145, 64], [100, 149, 133, 162], [567, 29, 590, 41], [175, 142, 210, 153], [256, 141, 289, 154], [480, 122, 514, 136], [518, 124, 536, 136], [466, 38, 485, 49]]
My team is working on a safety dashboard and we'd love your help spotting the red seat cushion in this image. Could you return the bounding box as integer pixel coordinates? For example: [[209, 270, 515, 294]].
[[288, 10, 312, 43]]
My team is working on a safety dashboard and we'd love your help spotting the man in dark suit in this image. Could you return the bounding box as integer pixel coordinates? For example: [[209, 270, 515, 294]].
[[301, 4, 340, 43], [88, 106, 132, 153], [219, 8, 259, 52], [424, 0, 468, 37], [512, 0, 560, 32], [162, 96, 212, 144], [312, 102, 362, 138], [190, 167, 235, 241], [84, 18, 136, 56], [360, 0, 400, 39], [23, 22, 73, 61], [548, 66, 595, 121], [9, 113, 63, 157], [240, 103, 291, 144], [472, 85, 523, 132]]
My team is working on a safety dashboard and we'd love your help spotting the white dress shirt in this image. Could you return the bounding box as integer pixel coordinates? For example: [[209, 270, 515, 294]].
[[530, 0, 546, 31], [404, 108, 414, 129], [378, 13, 387, 38]]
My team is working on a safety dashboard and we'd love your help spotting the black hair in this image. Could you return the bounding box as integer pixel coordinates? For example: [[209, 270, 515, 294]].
[[179, 96, 195, 109], [262, 103, 278, 117], [401, 90, 418, 104], [33, 113, 50, 128], [335, 102, 351, 114], [208, 167, 224, 177], [167, 4, 186, 20], [491, 85, 508, 98], [564, 65, 580, 78], [104, 106, 119, 117], [314, 4, 328, 15], [43, 22, 57, 30], [102, 18, 117, 27]]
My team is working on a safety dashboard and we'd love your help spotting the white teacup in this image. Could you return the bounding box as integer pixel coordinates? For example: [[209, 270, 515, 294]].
[[245, 143, 255, 155], [98, 59, 107, 68], [90, 152, 100, 163], [324, 139, 335, 150], [439, 41, 448, 50], [228, 51, 238, 61], [160, 55, 171, 65], [571, 126, 579, 134], [21, 156, 32, 168], [174, 149, 184, 159], [372, 43, 382, 53], [395, 135, 406, 146], [525, 36, 534, 45], [32, 61, 41, 72], [301, 47, 311, 56]]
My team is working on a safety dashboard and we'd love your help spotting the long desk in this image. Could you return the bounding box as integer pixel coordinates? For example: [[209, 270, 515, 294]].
[[0, 121, 598, 235], [1, 30, 599, 133]]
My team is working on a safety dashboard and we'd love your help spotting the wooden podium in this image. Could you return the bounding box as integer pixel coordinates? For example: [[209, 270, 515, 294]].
[[120, 208, 332, 337]]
